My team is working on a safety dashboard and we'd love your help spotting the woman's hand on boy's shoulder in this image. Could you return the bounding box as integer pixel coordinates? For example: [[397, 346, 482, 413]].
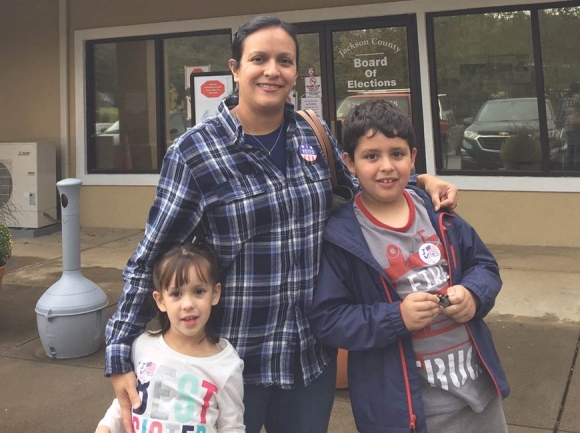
[[441, 285, 478, 323], [416, 174, 458, 211]]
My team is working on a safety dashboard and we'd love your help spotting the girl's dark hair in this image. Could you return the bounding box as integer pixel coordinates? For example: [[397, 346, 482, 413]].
[[150, 242, 220, 344], [342, 99, 416, 159], [231, 15, 299, 68]]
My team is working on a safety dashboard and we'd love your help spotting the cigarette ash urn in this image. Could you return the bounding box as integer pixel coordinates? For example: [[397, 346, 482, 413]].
[[35, 179, 108, 358]]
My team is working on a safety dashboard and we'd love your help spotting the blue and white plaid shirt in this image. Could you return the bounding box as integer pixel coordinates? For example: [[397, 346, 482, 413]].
[[105, 96, 357, 388]]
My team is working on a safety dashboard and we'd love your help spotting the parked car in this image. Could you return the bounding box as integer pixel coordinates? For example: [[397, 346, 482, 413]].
[[98, 120, 121, 146], [166, 111, 189, 143], [461, 97, 565, 170], [336, 90, 463, 167], [95, 122, 114, 134]]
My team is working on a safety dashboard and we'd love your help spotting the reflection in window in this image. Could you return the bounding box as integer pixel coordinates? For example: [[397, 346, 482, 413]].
[[331, 27, 410, 152], [296, 33, 321, 112], [92, 40, 158, 171], [540, 7, 580, 172], [433, 12, 537, 172], [87, 31, 230, 173], [332, 27, 409, 109], [164, 34, 230, 148], [431, 8, 580, 175], [92, 43, 119, 169], [93, 43, 117, 135], [336, 93, 411, 120]]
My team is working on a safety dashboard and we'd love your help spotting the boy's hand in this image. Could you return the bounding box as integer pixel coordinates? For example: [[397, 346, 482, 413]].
[[110, 372, 140, 433], [417, 174, 458, 211], [441, 285, 478, 323], [400, 292, 441, 331]]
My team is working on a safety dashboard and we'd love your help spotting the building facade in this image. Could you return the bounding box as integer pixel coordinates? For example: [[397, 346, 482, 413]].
[[1, 0, 579, 246]]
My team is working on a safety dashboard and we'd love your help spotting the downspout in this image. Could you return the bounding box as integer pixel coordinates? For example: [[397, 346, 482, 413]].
[[59, 0, 69, 179]]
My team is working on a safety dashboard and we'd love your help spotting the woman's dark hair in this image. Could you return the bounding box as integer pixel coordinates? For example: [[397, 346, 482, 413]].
[[342, 99, 416, 159], [150, 242, 220, 344], [231, 15, 299, 68]]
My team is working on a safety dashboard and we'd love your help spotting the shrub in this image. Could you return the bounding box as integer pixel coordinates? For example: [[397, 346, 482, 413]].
[[0, 222, 12, 267], [500, 125, 541, 169]]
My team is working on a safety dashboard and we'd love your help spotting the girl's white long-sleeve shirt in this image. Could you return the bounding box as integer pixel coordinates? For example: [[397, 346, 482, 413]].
[[98, 334, 245, 433]]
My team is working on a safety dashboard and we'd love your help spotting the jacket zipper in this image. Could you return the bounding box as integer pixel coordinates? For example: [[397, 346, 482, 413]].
[[439, 214, 502, 398], [438, 213, 457, 271], [380, 275, 417, 432]]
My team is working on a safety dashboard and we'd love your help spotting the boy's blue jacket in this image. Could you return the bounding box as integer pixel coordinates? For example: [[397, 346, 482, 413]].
[[309, 185, 510, 433]]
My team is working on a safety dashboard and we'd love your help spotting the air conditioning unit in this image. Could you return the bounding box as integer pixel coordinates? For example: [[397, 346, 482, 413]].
[[0, 142, 57, 229]]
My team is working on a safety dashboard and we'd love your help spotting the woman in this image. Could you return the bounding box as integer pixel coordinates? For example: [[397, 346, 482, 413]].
[[105, 15, 458, 433]]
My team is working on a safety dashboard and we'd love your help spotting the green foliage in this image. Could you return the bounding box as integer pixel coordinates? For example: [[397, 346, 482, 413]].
[[97, 107, 119, 123], [165, 34, 231, 111], [92, 34, 231, 118], [433, 8, 580, 121], [0, 222, 12, 267], [500, 125, 541, 168], [168, 84, 181, 111]]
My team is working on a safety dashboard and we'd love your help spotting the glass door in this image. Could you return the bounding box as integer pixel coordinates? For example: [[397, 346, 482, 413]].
[[296, 15, 425, 172], [295, 30, 326, 118]]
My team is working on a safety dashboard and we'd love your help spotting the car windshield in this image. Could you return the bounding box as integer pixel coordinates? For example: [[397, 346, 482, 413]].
[[476, 99, 554, 122]]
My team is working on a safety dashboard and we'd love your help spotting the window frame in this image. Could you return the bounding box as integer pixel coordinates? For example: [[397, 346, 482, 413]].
[[75, 2, 580, 192], [427, 1, 580, 177], [84, 29, 231, 176]]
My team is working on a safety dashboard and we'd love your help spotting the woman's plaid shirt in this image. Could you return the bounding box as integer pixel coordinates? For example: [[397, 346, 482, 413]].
[[105, 96, 356, 388]]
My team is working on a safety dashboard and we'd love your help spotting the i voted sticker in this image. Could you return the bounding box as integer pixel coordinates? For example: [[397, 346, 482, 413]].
[[418, 243, 441, 265], [299, 143, 318, 162]]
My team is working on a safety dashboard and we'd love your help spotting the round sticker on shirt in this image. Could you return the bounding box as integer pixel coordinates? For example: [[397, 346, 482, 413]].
[[419, 243, 441, 265], [299, 143, 318, 162]]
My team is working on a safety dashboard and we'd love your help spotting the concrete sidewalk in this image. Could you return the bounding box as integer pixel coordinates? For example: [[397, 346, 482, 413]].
[[0, 228, 579, 432]]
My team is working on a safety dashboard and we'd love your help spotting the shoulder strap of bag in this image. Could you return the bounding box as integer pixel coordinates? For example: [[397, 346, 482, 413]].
[[297, 109, 338, 188]]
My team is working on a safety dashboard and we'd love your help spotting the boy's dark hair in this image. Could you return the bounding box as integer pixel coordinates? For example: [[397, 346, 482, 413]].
[[231, 15, 299, 69], [150, 242, 220, 344], [342, 99, 416, 158]]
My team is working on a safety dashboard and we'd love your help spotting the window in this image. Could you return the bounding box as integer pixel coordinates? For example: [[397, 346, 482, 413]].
[[539, 6, 580, 173], [86, 31, 231, 173], [295, 32, 322, 112], [429, 5, 580, 176]]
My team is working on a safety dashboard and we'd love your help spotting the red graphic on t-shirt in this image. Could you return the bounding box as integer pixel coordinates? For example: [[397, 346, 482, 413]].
[[385, 229, 446, 283]]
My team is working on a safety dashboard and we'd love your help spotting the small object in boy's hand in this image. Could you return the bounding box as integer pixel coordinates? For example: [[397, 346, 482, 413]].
[[437, 294, 452, 308]]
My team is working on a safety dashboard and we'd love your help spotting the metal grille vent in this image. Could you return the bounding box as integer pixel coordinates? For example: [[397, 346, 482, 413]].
[[0, 160, 13, 205]]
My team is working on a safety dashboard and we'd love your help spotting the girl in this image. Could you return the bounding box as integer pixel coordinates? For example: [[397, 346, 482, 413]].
[[106, 15, 458, 433], [96, 243, 244, 433]]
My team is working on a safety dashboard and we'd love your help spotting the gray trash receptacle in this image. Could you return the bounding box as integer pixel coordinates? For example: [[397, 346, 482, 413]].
[[35, 178, 108, 359], [35, 273, 108, 358]]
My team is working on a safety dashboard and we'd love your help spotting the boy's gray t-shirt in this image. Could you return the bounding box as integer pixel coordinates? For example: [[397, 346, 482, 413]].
[[354, 189, 496, 415]]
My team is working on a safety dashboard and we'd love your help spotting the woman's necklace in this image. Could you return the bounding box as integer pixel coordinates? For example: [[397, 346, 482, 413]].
[[246, 124, 283, 155], [233, 108, 284, 155]]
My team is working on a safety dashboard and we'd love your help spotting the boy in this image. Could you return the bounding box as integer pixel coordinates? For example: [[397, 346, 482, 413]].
[[308, 100, 509, 433]]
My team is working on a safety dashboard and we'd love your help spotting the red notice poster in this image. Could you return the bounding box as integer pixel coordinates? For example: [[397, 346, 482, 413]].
[[190, 72, 233, 125]]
